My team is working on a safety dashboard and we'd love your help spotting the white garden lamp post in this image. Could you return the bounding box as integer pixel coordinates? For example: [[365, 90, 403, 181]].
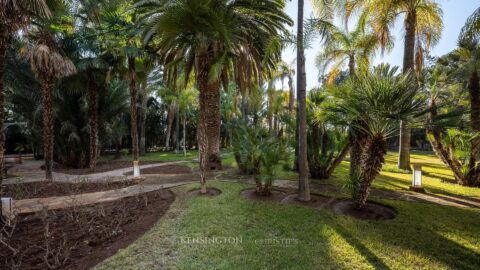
[[133, 160, 141, 178], [409, 164, 425, 193]]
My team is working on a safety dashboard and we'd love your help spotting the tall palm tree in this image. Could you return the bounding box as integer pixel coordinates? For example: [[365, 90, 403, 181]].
[[28, 32, 76, 180], [343, 0, 443, 170], [0, 0, 51, 182], [297, 0, 311, 201], [136, 0, 291, 191]]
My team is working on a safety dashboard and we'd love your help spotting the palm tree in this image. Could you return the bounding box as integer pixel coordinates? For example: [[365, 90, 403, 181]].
[[177, 87, 198, 156], [0, 0, 51, 181], [271, 61, 296, 112], [136, 0, 291, 192], [297, 0, 311, 201], [344, 0, 443, 170], [315, 22, 382, 81], [333, 64, 422, 209], [28, 32, 76, 180], [425, 7, 480, 186]]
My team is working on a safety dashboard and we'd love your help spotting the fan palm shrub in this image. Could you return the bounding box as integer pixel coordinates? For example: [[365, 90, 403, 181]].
[[307, 88, 349, 179], [232, 121, 288, 196], [332, 64, 422, 209]]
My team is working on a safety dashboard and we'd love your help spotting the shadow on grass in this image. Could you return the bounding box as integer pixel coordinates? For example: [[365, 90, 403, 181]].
[[333, 223, 391, 269]]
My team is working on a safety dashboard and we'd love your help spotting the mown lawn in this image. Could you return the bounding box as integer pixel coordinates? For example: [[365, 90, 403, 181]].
[[96, 181, 480, 270], [95, 150, 480, 269]]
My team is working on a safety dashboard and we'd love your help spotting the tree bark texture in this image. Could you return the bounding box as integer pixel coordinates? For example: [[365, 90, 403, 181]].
[[128, 57, 139, 162], [296, 0, 311, 201], [87, 70, 98, 169], [398, 9, 417, 170]]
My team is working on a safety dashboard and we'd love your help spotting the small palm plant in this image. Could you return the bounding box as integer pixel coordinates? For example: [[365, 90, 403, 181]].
[[233, 121, 288, 196], [333, 64, 423, 209]]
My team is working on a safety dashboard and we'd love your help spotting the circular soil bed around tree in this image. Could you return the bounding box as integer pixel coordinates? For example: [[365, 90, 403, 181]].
[[240, 188, 288, 202], [124, 165, 192, 175], [188, 187, 222, 197], [331, 200, 397, 221], [281, 193, 337, 208], [0, 189, 175, 270], [1, 180, 140, 200]]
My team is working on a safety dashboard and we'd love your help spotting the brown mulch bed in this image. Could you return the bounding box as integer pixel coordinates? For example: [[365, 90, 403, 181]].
[[188, 187, 222, 197], [52, 160, 160, 175], [1, 180, 140, 200], [240, 188, 288, 202], [331, 200, 397, 220], [124, 164, 192, 175], [0, 189, 175, 270]]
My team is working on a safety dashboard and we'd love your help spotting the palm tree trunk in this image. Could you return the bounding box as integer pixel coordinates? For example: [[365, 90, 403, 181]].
[[468, 70, 480, 186], [197, 52, 222, 170], [288, 75, 294, 112], [165, 104, 175, 151], [139, 84, 148, 156], [183, 114, 187, 156], [398, 9, 417, 170], [196, 51, 213, 193], [174, 105, 180, 153], [87, 70, 98, 169], [348, 54, 355, 77], [296, 0, 311, 201], [42, 78, 54, 181], [0, 42, 6, 182], [128, 57, 139, 163], [355, 135, 386, 209]]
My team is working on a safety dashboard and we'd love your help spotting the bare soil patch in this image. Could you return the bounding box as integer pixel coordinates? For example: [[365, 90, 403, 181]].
[[281, 193, 337, 208], [0, 189, 175, 270], [188, 187, 222, 197], [1, 180, 140, 200], [52, 160, 159, 175], [331, 200, 397, 220], [240, 188, 288, 202], [124, 164, 192, 175]]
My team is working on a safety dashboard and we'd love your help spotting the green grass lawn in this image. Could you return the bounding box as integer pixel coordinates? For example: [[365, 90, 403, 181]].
[[323, 151, 480, 200], [96, 181, 480, 270], [95, 150, 480, 269]]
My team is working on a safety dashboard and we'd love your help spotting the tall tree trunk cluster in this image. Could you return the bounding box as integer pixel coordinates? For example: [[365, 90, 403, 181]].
[[398, 9, 417, 170], [427, 71, 480, 187]]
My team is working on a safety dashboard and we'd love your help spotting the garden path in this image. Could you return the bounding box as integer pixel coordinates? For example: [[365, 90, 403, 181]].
[[5, 162, 480, 215], [4, 159, 188, 184]]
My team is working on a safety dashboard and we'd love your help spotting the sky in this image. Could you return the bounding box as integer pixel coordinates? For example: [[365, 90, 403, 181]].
[[282, 0, 480, 90]]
